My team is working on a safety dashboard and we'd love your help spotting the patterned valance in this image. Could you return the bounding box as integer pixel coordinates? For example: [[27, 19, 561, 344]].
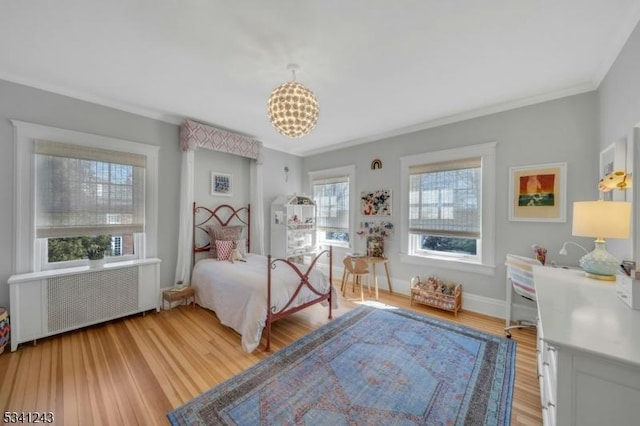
[[180, 119, 263, 162]]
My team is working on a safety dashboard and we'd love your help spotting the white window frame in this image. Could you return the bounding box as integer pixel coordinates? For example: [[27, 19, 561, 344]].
[[400, 142, 496, 276], [308, 165, 356, 249], [12, 120, 159, 273]]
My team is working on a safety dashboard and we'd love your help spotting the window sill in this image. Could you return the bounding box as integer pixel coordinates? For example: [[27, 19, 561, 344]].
[[318, 242, 350, 249], [9, 258, 162, 284], [400, 253, 495, 276]]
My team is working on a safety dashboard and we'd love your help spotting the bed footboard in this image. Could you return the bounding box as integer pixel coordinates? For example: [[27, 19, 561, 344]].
[[265, 246, 333, 351]]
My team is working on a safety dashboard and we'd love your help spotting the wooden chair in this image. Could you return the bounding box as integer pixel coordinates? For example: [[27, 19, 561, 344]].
[[341, 256, 370, 301]]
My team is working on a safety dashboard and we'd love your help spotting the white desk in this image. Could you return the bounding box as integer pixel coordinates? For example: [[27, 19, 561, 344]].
[[533, 266, 640, 426]]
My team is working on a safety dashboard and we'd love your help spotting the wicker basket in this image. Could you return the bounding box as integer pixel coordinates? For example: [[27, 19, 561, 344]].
[[0, 307, 9, 355], [410, 276, 462, 316]]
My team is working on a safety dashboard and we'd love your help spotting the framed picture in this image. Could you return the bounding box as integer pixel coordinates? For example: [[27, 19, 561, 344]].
[[361, 189, 391, 216], [211, 171, 232, 196], [508, 162, 567, 222], [599, 137, 627, 201]]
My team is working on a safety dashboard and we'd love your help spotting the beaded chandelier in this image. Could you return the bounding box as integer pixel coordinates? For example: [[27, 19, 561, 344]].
[[267, 64, 319, 138]]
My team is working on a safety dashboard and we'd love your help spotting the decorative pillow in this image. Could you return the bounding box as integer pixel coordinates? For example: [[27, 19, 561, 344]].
[[215, 240, 235, 261], [207, 225, 245, 257], [234, 238, 247, 257]]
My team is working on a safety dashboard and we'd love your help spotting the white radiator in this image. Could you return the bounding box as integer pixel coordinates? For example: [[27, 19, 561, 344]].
[[47, 267, 139, 332], [9, 259, 161, 351]]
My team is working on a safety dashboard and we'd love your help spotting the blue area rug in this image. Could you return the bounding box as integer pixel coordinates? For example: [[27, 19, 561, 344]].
[[168, 305, 516, 425]]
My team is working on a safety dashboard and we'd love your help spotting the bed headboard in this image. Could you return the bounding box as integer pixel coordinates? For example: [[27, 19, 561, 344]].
[[192, 202, 251, 266]]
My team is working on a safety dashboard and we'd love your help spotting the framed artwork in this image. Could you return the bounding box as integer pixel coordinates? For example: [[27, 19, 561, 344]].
[[508, 162, 567, 222], [211, 171, 232, 196], [361, 189, 392, 216], [599, 137, 627, 201]]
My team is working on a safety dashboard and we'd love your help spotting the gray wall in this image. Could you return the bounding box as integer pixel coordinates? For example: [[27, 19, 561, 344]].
[[194, 148, 251, 206], [0, 78, 303, 308], [261, 148, 304, 254], [597, 20, 640, 263], [598, 21, 640, 150], [192, 146, 303, 255], [303, 92, 598, 301], [1, 18, 638, 310], [0, 79, 182, 308]]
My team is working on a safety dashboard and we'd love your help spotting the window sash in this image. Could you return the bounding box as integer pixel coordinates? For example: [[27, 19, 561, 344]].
[[35, 141, 145, 238], [313, 176, 349, 234], [409, 157, 481, 239]]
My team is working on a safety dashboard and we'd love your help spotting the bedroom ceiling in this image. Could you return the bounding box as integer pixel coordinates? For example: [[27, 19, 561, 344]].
[[1, 1, 640, 156]]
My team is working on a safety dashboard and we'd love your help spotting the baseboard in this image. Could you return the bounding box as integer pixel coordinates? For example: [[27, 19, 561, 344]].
[[328, 264, 531, 322]]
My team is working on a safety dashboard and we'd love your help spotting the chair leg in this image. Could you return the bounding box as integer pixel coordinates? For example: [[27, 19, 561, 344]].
[[373, 276, 379, 300], [340, 270, 347, 294], [358, 276, 364, 302], [504, 320, 536, 338], [342, 272, 350, 297]]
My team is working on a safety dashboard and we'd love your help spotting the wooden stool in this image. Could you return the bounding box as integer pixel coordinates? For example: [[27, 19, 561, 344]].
[[162, 286, 195, 310]]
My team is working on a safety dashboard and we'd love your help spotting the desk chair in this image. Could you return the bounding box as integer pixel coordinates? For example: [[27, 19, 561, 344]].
[[504, 254, 539, 338], [341, 256, 370, 302]]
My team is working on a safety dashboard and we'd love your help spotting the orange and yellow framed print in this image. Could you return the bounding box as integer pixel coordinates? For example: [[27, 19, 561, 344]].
[[508, 162, 567, 222]]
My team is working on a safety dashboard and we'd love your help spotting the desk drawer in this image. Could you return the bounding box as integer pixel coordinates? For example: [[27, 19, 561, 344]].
[[616, 275, 640, 309]]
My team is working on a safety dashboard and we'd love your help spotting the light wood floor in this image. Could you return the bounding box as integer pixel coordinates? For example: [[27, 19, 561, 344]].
[[0, 288, 541, 425]]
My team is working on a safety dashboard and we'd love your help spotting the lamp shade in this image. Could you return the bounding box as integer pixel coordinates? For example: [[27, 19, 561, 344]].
[[572, 200, 631, 239], [267, 80, 319, 138]]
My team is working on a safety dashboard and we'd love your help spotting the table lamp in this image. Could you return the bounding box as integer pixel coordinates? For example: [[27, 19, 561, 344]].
[[572, 200, 631, 281]]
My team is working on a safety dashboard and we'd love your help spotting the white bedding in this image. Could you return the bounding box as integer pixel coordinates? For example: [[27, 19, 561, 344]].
[[191, 253, 336, 352]]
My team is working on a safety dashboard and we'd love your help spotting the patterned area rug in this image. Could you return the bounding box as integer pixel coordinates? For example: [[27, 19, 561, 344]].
[[168, 305, 516, 425]]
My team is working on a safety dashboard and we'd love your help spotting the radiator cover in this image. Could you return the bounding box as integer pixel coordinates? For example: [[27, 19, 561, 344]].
[[47, 267, 139, 332]]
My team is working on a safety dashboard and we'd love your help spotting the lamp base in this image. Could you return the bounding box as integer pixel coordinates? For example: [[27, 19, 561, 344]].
[[579, 240, 620, 280], [584, 271, 616, 281]]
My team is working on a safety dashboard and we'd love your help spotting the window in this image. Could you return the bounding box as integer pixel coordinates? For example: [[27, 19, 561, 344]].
[[409, 158, 480, 258], [313, 176, 350, 244], [36, 141, 144, 264], [309, 165, 356, 248], [400, 143, 496, 275], [12, 120, 159, 272], [112, 236, 123, 256]]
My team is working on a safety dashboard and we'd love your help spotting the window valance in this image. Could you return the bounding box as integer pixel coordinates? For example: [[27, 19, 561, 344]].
[[179, 119, 263, 163]]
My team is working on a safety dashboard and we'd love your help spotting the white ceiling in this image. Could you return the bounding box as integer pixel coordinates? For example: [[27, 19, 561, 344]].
[[1, 1, 640, 156]]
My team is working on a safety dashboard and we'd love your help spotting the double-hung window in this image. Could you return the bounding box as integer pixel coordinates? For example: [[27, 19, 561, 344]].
[[36, 141, 145, 265], [409, 157, 481, 258], [13, 120, 159, 273], [400, 143, 496, 275], [313, 176, 350, 245], [309, 165, 356, 248]]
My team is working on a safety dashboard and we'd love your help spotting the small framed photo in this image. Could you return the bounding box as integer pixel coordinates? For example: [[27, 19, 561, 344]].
[[211, 171, 232, 196], [508, 162, 567, 222]]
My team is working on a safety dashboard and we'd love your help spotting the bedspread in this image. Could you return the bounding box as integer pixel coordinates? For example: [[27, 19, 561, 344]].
[[191, 253, 336, 352]]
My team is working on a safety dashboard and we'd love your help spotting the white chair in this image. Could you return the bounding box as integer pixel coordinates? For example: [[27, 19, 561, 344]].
[[504, 254, 539, 338]]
